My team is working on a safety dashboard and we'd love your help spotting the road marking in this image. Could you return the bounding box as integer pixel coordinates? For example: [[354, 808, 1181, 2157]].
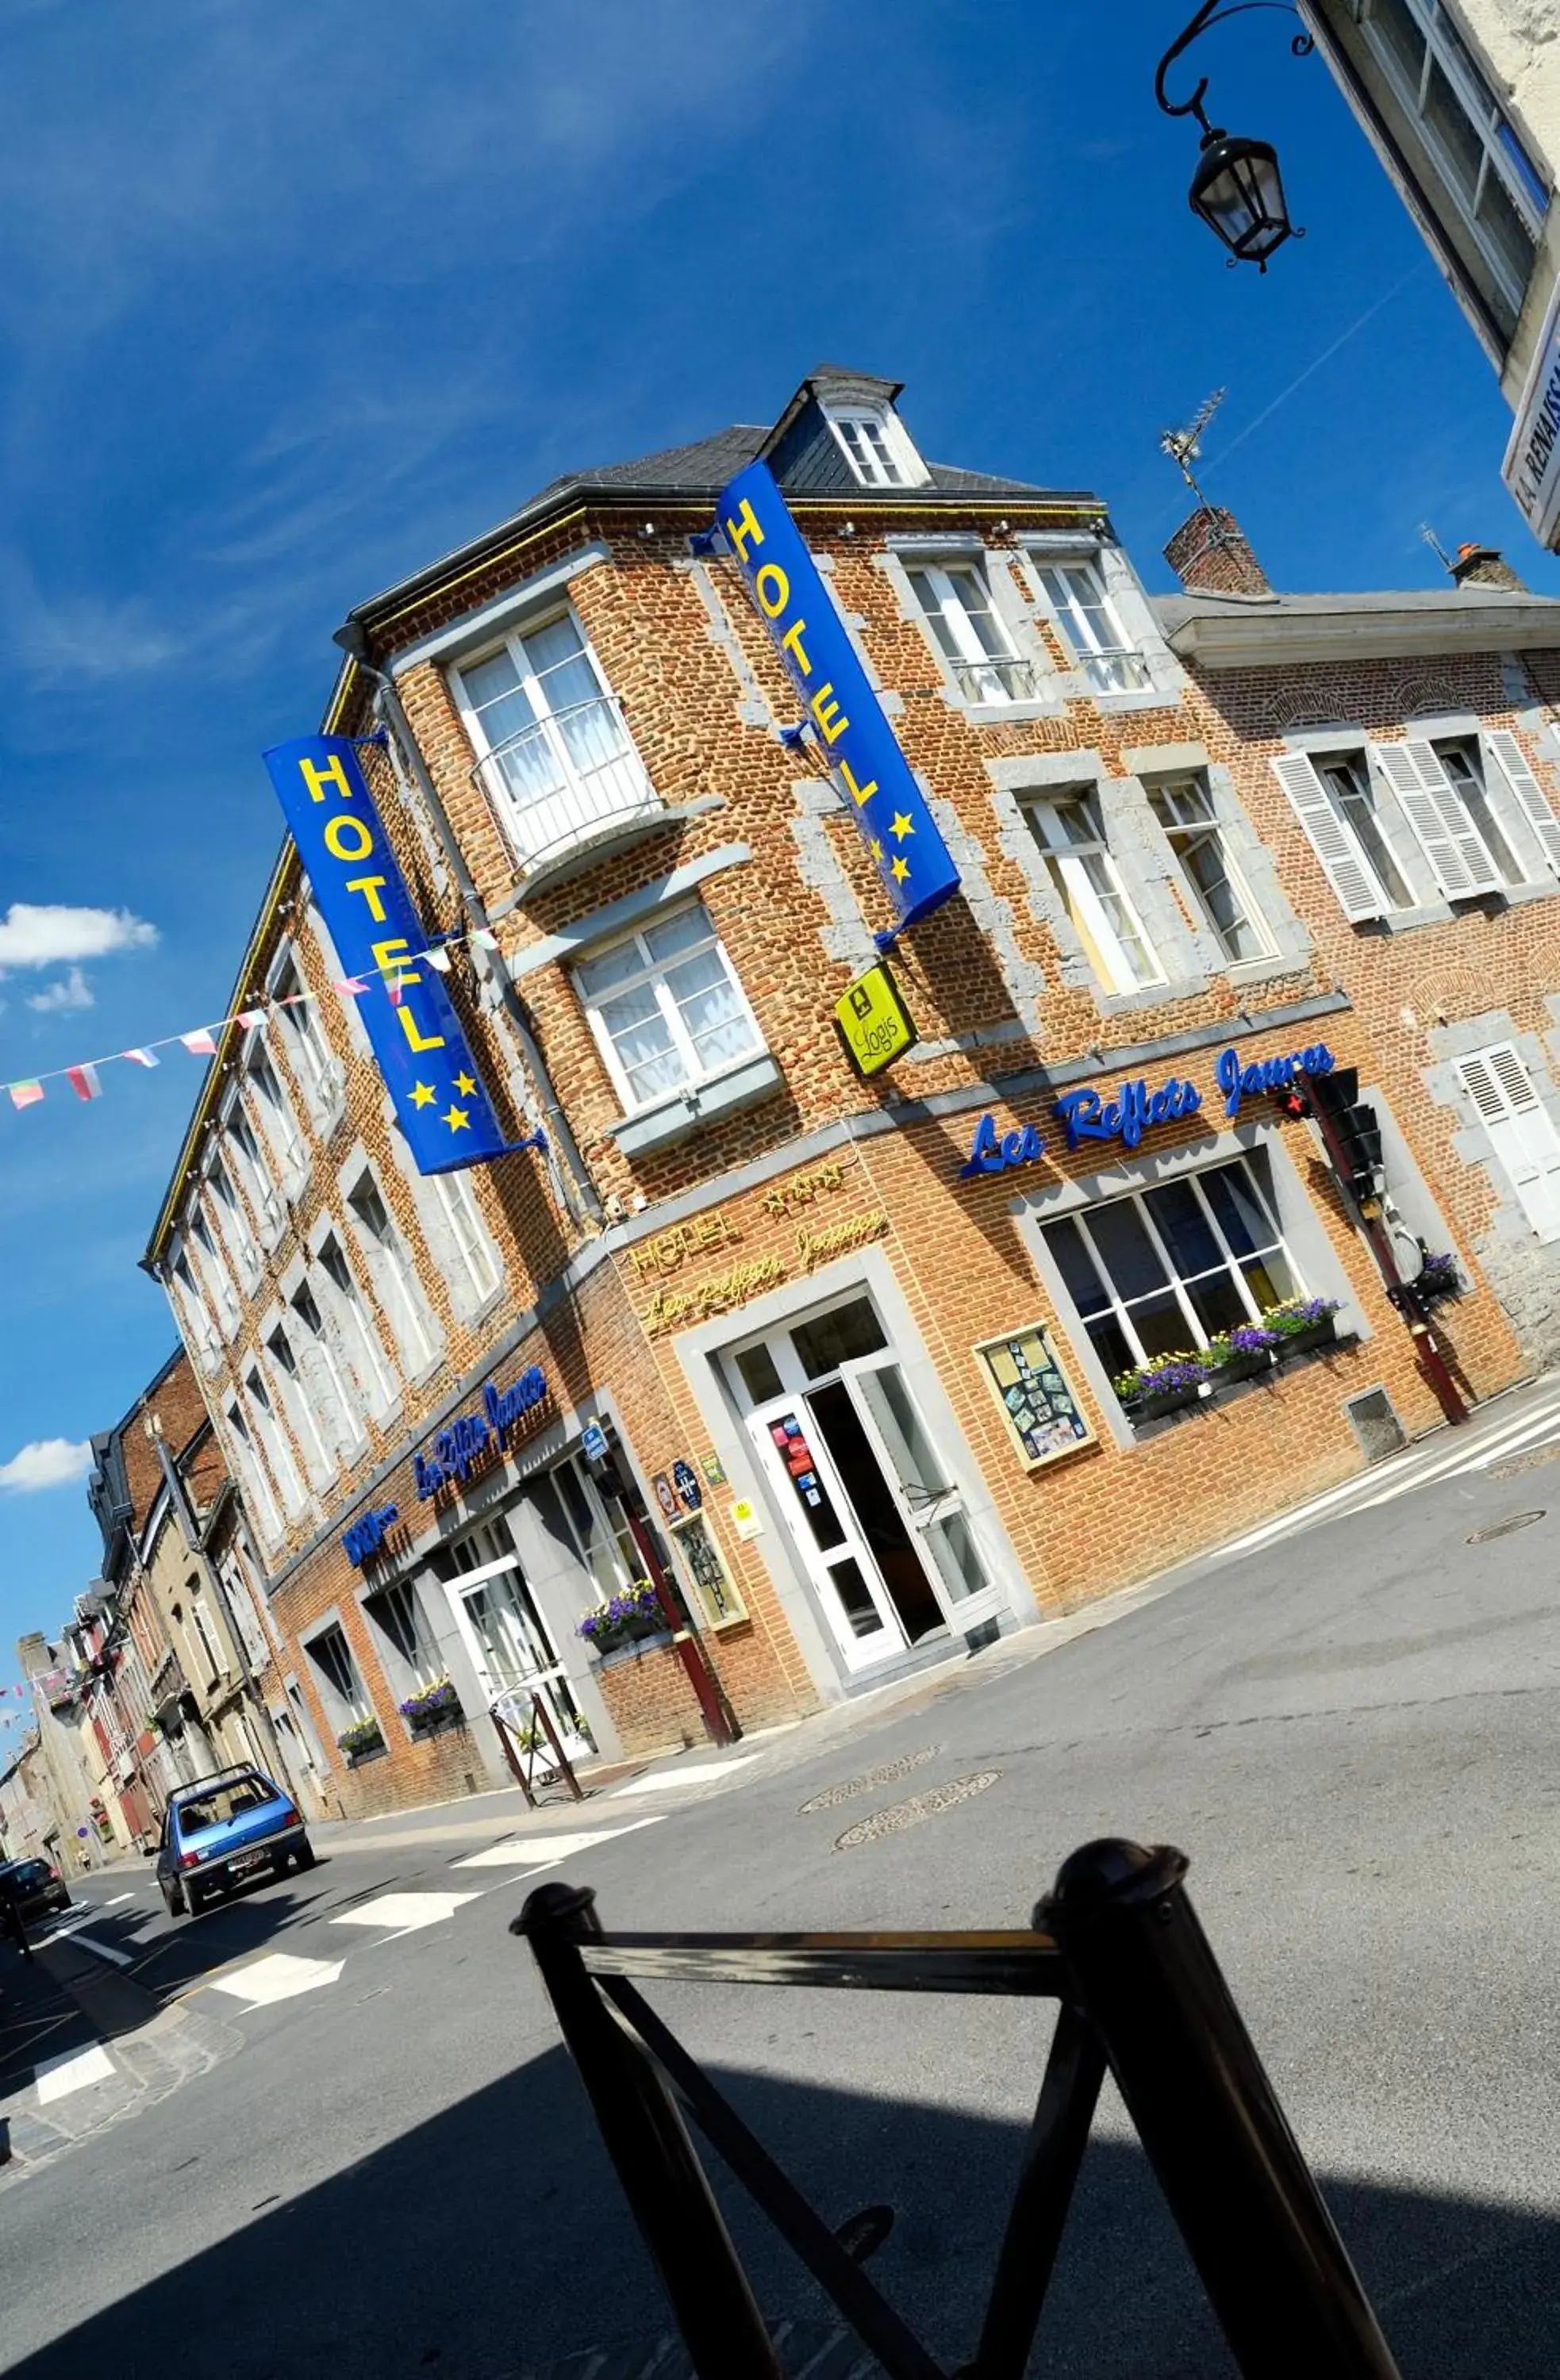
[[104, 1893, 134, 1907], [68, 1933, 133, 1967], [35, 2044, 116, 2102], [612, 1756, 759, 1798], [330, 1891, 479, 1935], [206, 1953, 345, 2007], [453, 1817, 664, 1870]]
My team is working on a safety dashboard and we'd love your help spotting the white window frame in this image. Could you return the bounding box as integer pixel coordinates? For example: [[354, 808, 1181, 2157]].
[[316, 1230, 395, 1415], [271, 950, 343, 1117], [429, 1166, 503, 1306], [1270, 749, 1411, 920], [821, 402, 924, 488], [1147, 773, 1274, 964], [365, 1578, 444, 1695], [168, 1243, 221, 1368], [1355, 0, 1547, 315], [305, 1622, 372, 1729], [1431, 738, 1527, 887], [905, 560, 1036, 704], [1034, 559, 1151, 694], [188, 1591, 224, 1683], [245, 1035, 309, 1197], [206, 1154, 262, 1294], [1454, 1042, 1560, 1241], [1044, 1160, 1306, 1372], [290, 1273, 363, 1447], [573, 902, 765, 1115], [186, 1203, 241, 1338], [346, 1172, 436, 1374], [1481, 729, 1560, 878], [245, 1364, 305, 1517], [225, 1399, 282, 1543], [450, 605, 650, 866], [1022, 789, 1165, 993], [265, 1319, 332, 1487]]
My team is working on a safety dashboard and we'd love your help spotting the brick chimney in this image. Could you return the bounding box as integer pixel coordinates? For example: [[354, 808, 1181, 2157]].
[[1449, 540, 1526, 593], [1163, 505, 1272, 600]]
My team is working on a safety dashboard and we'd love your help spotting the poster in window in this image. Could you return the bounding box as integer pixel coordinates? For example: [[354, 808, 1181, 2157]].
[[670, 1511, 747, 1629], [972, 1324, 1095, 1472]]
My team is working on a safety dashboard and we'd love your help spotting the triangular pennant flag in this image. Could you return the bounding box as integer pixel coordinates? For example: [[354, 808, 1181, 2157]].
[[236, 1008, 267, 1029], [335, 977, 367, 999], [121, 1047, 159, 1069], [182, 1029, 218, 1057], [425, 946, 453, 974], [471, 927, 500, 952], [67, 1064, 102, 1102], [8, 1081, 44, 1110], [386, 975, 406, 1008]]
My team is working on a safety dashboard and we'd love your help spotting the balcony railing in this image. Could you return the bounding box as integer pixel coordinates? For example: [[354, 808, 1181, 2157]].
[[471, 693, 664, 884], [1080, 647, 1152, 695], [952, 654, 1040, 705]]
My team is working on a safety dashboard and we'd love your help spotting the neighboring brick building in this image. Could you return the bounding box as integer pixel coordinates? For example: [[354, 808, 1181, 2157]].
[[140, 365, 1560, 1818]]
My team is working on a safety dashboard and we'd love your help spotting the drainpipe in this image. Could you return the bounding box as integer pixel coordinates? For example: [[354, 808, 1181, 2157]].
[[330, 620, 603, 1229]]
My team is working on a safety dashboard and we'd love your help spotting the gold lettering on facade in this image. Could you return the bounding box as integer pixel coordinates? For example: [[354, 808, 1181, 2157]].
[[795, 1212, 890, 1271], [644, 1255, 792, 1337], [630, 1213, 744, 1278], [762, 1160, 849, 1218]]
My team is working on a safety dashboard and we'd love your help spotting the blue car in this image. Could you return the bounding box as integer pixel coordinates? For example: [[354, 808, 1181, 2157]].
[[154, 1767, 314, 1917]]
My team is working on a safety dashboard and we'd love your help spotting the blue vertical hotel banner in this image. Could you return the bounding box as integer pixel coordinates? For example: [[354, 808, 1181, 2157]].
[[263, 735, 511, 1177], [717, 460, 961, 933]]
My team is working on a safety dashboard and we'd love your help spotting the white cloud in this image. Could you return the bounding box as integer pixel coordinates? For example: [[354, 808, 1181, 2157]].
[[0, 903, 157, 969], [25, 963, 94, 1012], [0, 1438, 93, 1494]]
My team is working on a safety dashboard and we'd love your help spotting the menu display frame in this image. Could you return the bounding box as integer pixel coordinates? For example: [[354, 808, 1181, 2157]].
[[971, 1322, 1096, 1473]]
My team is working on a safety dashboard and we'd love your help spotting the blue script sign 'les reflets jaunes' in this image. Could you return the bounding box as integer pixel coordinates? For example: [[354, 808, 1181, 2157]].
[[1216, 1042, 1335, 1118], [716, 460, 962, 934], [1053, 1074, 1202, 1152], [413, 1365, 549, 1499], [263, 734, 509, 1177]]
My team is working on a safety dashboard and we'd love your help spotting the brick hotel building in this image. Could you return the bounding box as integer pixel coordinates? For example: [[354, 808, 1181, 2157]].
[[141, 366, 1560, 1815]]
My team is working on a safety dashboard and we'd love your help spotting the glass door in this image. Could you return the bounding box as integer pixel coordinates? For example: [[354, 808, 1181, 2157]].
[[744, 1392, 909, 1670], [840, 1353, 1001, 1629], [439, 1517, 594, 1759]]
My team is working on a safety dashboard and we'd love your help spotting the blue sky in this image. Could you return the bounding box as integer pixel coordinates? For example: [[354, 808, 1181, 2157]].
[[0, 0, 1552, 1705]]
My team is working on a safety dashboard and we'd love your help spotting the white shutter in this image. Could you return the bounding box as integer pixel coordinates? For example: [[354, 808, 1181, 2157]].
[[1456, 1045, 1560, 1241], [1269, 752, 1386, 921], [1377, 741, 1500, 896], [1481, 730, 1560, 878]]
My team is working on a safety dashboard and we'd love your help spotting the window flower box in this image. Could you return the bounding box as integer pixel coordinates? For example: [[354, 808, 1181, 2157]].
[[1205, 1325, 1281, 1384], [338, 1718, 386, 1766], [399, 1679, 465, 1737], [1113, 1354, 1211, 1420], [1416, 1253, 1461, 1302], [1263, 1296, 1342, 1357], [578, 1581, 667, 1660]]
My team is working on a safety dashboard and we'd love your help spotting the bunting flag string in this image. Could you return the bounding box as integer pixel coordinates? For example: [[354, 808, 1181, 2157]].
[[0, 928, 486, 1113]]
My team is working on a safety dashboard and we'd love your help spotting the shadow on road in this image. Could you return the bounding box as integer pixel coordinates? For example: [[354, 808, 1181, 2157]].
[[6, 2029, 1554, 2378], [30, 1863, 353, 2018]]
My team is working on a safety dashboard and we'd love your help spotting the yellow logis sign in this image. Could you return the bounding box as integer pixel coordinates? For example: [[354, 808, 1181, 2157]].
[[833, 961, 918, 1080]]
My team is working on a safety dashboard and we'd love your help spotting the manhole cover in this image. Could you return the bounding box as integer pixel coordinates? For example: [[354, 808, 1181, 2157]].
[[800, 1745, 941, 1813], [835, 1772, 1000, 1849], [1466, 1509, 1546, 1542]]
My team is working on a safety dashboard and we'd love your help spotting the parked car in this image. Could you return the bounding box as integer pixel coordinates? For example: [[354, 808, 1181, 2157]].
[[153, 1767, 314, 1917], [0, 1856, 71, 1926]]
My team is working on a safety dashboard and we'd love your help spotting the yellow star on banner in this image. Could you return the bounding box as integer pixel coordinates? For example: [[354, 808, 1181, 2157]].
[[441, 1104, 471, 1133], [869, 838, 885, 862], [454, 1070, 478, 1097], [890, 812, 914, 841], [409, 1081, 436, 1109], [890, 856, 911, 884]]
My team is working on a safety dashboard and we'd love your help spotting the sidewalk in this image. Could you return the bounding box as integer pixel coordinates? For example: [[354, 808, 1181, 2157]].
[[306, 1365, 1560, 1865]]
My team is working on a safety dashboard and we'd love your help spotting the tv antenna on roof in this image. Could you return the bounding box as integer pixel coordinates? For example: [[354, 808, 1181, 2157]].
[[1159, 387, 1228, 505], [1419, 521, 1454, 575]]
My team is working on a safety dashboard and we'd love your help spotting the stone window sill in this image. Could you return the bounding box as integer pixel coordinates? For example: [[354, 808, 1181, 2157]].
[[610, 1052, 784, 1160]]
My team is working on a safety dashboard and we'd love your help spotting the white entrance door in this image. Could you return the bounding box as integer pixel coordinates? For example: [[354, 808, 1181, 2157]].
[[442, 1518, 594, 1760], [730, 1292, 993, 1673], [840, 1352, 1001, 1630]]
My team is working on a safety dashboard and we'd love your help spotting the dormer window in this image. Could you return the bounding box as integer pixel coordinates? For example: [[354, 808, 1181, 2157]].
[[823, 404, 924, 489]]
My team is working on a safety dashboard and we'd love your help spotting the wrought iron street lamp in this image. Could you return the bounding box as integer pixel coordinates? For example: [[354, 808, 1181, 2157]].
[[1155, 3, 1312, 270]]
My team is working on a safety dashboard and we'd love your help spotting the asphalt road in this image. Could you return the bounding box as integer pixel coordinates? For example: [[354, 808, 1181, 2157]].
[[5, 1428, 1560, 2379]]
